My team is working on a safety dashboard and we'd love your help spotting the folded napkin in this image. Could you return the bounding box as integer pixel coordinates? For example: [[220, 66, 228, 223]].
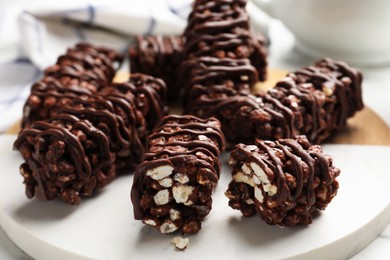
[[0, 0, 270, 132]]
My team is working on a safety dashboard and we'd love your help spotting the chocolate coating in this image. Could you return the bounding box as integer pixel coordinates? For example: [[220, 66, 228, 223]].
[[181, 56, 257, 116], [22, 77, 95, 128], [181, 0, 267, 116], [225, 136, 340, 226], [185, 0, 249, 42], [45, 42, 122, 90], [129, 35, 183, 100], [278, 58, 364, 143], [127, 73, 168, 138], [22, 43, 123, 128], [14, 114, 115, 205], [131, 115, 225, 234], [205, 58, 364, 146]]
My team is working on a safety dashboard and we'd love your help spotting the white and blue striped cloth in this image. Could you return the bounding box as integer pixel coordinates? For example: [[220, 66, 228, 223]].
[[0, 0, 270, 133]]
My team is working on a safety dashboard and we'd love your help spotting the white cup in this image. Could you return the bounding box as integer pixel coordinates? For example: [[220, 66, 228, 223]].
[[252, 0, 390, 65]]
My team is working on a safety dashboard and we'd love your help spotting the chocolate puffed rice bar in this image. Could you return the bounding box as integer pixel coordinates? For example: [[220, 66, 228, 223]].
[[225, 136, 340, 226], [205, 58, 364, 147], [22, 42, 123, 128], [131, 115, 225, 234], [129, 35, 183, 101], [14, 74, 168, 204]]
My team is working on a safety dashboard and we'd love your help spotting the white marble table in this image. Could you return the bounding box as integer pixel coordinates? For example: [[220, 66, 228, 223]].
[[266, 20, 390, 260], [0, 19, 389, 260]]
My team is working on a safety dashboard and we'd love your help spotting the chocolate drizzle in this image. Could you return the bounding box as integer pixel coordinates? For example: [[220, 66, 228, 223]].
[[226, 136, 340, 227], [22, 42, 123, 128], [181, 0, 267, 116], [129, 35, 183, 100], [205, 58, 364, 147], [45, 42, 122, 89], [185, 0, 249, 39], [181, 56, 257, 116], [131, 115, 225, 234]]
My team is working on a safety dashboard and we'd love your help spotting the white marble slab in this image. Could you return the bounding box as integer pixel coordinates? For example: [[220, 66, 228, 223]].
[[1, 135, 390, 259]]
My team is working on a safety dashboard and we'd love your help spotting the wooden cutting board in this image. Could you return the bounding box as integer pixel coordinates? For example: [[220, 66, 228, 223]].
[[7, 69, 390, 146]]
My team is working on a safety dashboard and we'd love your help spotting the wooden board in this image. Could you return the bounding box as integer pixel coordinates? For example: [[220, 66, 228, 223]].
[[8, 69, 390, 146]]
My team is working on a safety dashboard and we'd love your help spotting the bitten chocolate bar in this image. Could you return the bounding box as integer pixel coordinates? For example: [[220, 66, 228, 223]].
[[131, 115, 225, 234], [225, 135, 340, 226]]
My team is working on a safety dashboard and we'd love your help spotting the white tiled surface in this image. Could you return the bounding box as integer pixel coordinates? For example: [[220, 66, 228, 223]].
[[0, 19, 389, 260]]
